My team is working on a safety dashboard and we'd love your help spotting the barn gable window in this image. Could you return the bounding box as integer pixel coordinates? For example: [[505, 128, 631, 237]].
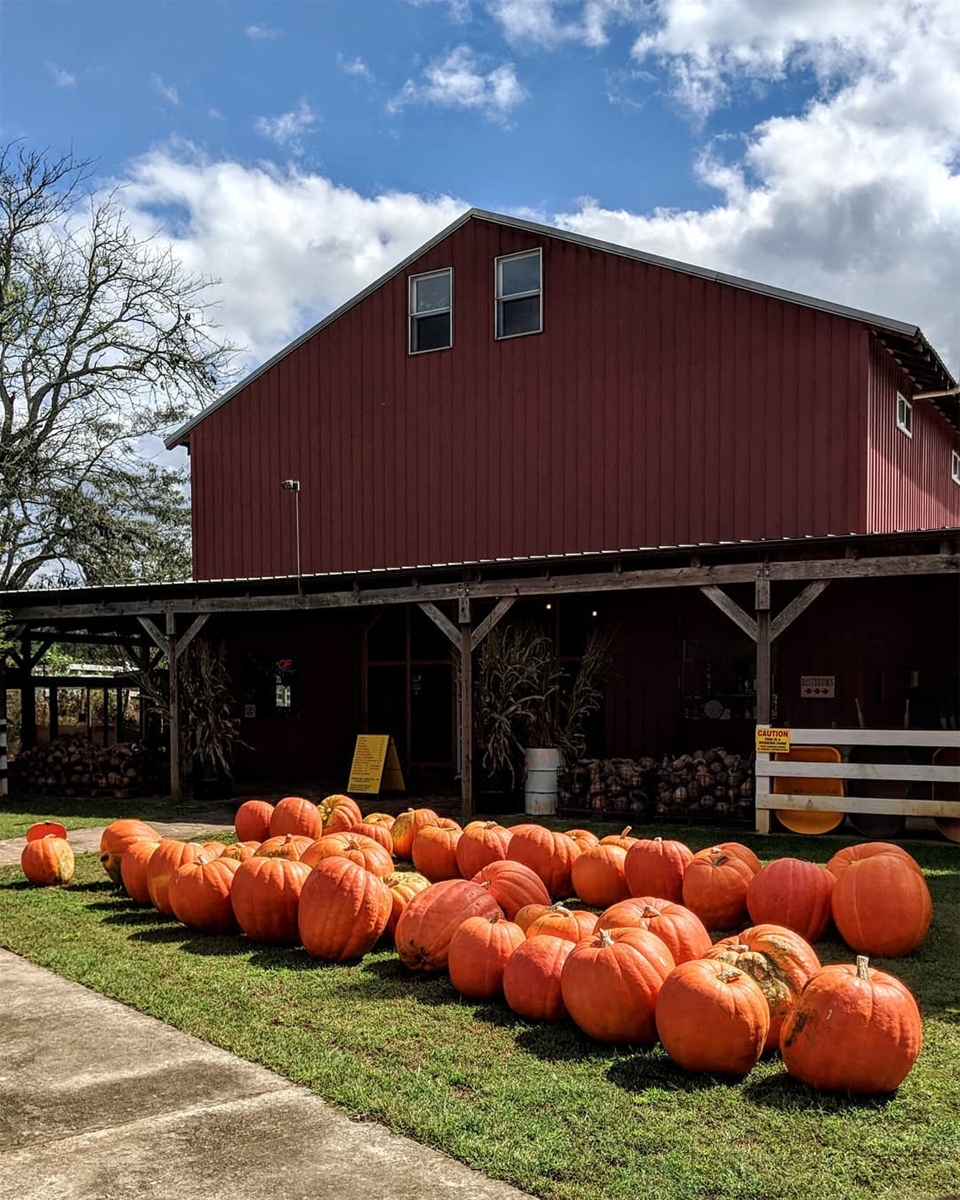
[[496, 249, 542, 339], [409, 268, 452, 353], [896, 392, 912, 437], [952, 450, 960, 485]]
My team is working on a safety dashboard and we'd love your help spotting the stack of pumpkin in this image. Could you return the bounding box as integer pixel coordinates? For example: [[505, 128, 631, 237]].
[[13, 738, 158, 797]]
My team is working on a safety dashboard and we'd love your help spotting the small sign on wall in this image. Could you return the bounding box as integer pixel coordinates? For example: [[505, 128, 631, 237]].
[[800, 675, 835, 698], [756, 727, 791, 754]]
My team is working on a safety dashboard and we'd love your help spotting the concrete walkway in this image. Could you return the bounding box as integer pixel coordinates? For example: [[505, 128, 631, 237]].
[[0, 818, 235, 867], [0, 950, 528, 1200]]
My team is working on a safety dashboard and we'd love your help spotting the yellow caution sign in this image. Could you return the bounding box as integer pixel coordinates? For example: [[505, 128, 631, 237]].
[[347, 734, 406, 794], [756, 727, 791, 754]]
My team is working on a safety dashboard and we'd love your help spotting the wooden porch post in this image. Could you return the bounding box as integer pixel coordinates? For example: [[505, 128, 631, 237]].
[[166, 612, 182, 803], [49, 683, 59, 742], [0, 654, 7, 798], [459, 597, 473, 823], [754, 569, 772, 834], [20, 636, 37, 750]]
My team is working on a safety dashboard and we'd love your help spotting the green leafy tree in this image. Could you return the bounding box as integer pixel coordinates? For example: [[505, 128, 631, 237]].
[[0, 143, 237, 588]]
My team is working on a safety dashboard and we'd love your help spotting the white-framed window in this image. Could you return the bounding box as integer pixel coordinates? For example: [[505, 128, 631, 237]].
[[896, 392, 913, 437], [495, 248, 542, 339], [952, 450, 960, 485], [409, 268, 452, 354]]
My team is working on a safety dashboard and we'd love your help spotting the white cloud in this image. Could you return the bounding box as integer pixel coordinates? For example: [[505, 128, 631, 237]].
[[254, 100, 319, 155], [47, 62, 76, 87], [245, 22, 283, 40], [388, 45, 528, 124], [337, 53, 374, 82], [489, 0, 638, 51], [151, 74, 181, 106], [407, 0, 473, 22], [208, 107, 224, 120]]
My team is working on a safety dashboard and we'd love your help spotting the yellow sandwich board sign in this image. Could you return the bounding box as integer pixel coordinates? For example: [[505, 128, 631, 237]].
[[347, 734, 406, 795]]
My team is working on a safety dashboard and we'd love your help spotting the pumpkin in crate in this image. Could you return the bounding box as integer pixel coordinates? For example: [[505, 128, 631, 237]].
[[682, 847, 754, 930], [470, 860, 550, 920], [703, 924, 821, 1051], [255, 834, 314, 861], [448, 911, 525, 1000], [561, 927, 674, 1043], [746, 858, 835, 942], [99, 819, 161, 885], [411, 818, 463, 882], [21, 835, 75, 886], [456, 821, 512, 879], [298, 857, 392, 961], [507, 824, 582, 899], [383, 871, 431, 938], [301, 832, 393, 877], [656, 959, 769, 1075], [571, 843, 629, 908], [147, 840, 205, 916], [269, 796, 324, 840], [318, 793, 362, 834], [231, 856, 311, 943], [120, 839, 161, 903], [394, 878, 502, 972], [390, 807, 440, 860], [351, 821, 394, 854], [623, 837, 693, 904], [503, 935, 575, 1021], [830, 851, 932, 956], [780, 956, 922, 1093], [525, 903, 597, 944], [596, 896, 710, 964], [234, 799, 274, 843], [169, 854, 241, 934]]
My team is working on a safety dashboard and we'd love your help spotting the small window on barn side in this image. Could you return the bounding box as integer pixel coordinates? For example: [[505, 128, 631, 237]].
[[896, 392, 913, 437], [409, 268, 452, 354], [952, 450, 960, 485], [496, 249, 542, 339]]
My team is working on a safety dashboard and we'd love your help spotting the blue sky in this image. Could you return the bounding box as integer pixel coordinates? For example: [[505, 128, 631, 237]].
[[2, 0, 959, 376]]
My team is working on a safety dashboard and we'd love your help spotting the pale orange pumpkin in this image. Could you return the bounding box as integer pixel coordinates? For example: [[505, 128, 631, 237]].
[[390, 807, 440, 860], [21, 836, 74, 886], [319, 793, 363, 834], [382, 870, 432, 938]]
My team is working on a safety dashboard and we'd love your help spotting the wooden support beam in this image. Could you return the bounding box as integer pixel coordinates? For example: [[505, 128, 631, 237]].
[[771, 580, 830, 641], [137, 616, 169, 658], [166, 610, 182, 803], [417, 602, 460, 650], [148, 648, 165, 672], [26, 638, 55, 670], [115, 685, 124, 743], [471, 597, 516, 651], [174, 613, 209, 660], [459, 599, 473, 824], [700, 586, 758, 641], [20, 637, 37, 750], [49, 684, 59, 742]]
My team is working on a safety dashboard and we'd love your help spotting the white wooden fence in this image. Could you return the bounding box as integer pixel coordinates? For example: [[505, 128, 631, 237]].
[[754, 728, 960, 834]]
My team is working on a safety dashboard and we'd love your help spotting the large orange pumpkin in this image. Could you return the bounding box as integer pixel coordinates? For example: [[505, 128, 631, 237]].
[[830, 852, 932, 956], [623, 836, 693, 903], [99, 819, 160, 884], [503, 935, 574, 1021], [255, 834, 314, 860], [781, 956, 923, 1093], [319, 793, 363, 834], [147, 840, 205, 915], [714, 841, 762, 876], [21, 836, 74, 886], [561, 927, 675, 1043], [363, 812, 396, 831], [448, 911, 526, 1000], [269, 796, 324, 839], [470, 860, 550, 920], [746, 858, 835, 942], [219, 840, 260, 862], [656, 959, 770, 1075], [390, 807, 440, 859], [703, 923, 821, 1050], [26, 821, 68, 842], [119, 839, 161, 903], [301, 831, 393, 877], [525, 903, 597, 944], [682, 847, 754, 930], [298, 857, 392, 960], [514, 902, 553, 932], [394, 878, 502, 972], [562, 828, 600, 852], [169, 854, 240, 934], [411, 817, 463, 881], [571, 844, 630, 908], [382, 870, 431, 937], [825, 841, 921, 881], [507, 823, 581, 899], [234, 799, 274, 842], [351, 821, 395, 854], [600, 826, 639, 851], [230, 856, 311, 943], [595, 896, 711, 965], [456, 821, 512, 879]]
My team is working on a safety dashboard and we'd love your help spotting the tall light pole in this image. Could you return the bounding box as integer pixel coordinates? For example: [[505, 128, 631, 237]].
[[281, 479, 301, 588]]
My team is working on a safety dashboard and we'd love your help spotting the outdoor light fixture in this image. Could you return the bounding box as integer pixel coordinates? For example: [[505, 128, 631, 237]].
[[280, 479, 302, 586]]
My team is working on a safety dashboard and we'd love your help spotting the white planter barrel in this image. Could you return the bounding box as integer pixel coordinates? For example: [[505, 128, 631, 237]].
[[524, 747, 562, 815]]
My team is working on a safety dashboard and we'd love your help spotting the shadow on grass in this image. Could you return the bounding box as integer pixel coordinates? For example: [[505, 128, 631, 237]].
[[608, 1050, 737, 1094], [514, 1022, 622, 1064], [87, 897, 141, 912], [102, 908, 174, 928], [742, 1072, 894, 1113]]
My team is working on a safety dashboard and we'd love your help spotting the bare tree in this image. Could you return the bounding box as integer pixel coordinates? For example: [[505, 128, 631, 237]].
[[0, 143, 237, 588]]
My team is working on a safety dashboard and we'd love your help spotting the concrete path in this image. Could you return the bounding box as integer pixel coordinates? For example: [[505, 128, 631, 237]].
[[0, 950, 529, 1200], [0, 818, 235, 867]]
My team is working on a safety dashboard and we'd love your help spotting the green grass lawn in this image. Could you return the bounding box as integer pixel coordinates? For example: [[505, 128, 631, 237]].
[[0, 794, 229, 840], [1, 826, 958, 1200]]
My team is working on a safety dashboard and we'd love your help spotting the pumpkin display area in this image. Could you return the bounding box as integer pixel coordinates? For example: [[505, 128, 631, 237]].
[[4, 813, 956, 1200]]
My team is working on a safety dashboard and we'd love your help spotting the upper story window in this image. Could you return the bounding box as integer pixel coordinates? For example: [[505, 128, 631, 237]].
[[496, 249, 542, 339], [952, 450, 960, 485], [409, 268, 452, 353], [896, 392, 913, 437]]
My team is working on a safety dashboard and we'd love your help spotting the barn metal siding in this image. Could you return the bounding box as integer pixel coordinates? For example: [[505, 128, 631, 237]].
[[866, 337, 960, 533], [190, 218, 872, 580]]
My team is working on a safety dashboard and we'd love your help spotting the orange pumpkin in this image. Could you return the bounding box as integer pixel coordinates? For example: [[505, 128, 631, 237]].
[[169, 853, 240, 934], [623, 836, 693, 903], [269, 796, 324, 840], [255, 834, 314, 860], [456, 821, 512, 879], [219, 840, 260, 862], [201, 841, 226, 857], [411, 817, 463, 882], [394, 878, 502, 972], [562, 828, 600, 852], [147, 840, 205, 915], [714, 841, 762, 876], [21, 836, 74, 886], [825, 841, 922, 881], [351, 821, 395, 854], [514, 902, 553, 932], [448, 911, 526, 1000], [830, 852, 932, 956], [298, 857, 392, 960], [390, 807, 440, 860], [746, 858, 835, 942], [507, 823, 581, 899], [234, 799, 274, 842], [595, 896, 711, 964], [119, 839, 161, 903], [99, 819, 160, 885], [561, 927, 675, 1043], [363, 811, 396, 830], [525, 903, 597, 944], [571, 844, 630, 908], [682, 847, 754, 930], [599, 826, 638, 851], [301, 831, 393, 877], [470, 860, 550, 920], [703, 923, 821, 1051], [656, 959, 770, 1075], [503, 935, 574, 1021], [382, 870, 431, 938], [26, 821, 68, 842], [781, 956, 923, 1093], [230, 856, 311, 943], [319, 793, 363, 834]]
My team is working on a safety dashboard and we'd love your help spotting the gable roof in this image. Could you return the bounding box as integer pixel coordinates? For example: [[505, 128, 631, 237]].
[[166, 207, 958, 448]]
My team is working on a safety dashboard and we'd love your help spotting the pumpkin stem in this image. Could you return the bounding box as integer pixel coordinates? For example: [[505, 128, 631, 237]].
[[549, 903, 573, 916], [856, 955, 870, 980], [489, 911, 502, 924], [597, 929, 615, 948], [718, 969, 742, 983], [731, 943, 749, 953], [641, 905, 660, 918], [620, 827, 632, 838], [654, 837, 663, 846]]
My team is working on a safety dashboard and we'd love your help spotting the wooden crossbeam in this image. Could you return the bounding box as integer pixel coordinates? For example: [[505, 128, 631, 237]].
[[700, 586, 758, 641], [174, 614, 209, 660], [471, 597, 515, 652], [136, 617, 169, 658], [417, 601, 460, 650], [771, 580, 830, 641]]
